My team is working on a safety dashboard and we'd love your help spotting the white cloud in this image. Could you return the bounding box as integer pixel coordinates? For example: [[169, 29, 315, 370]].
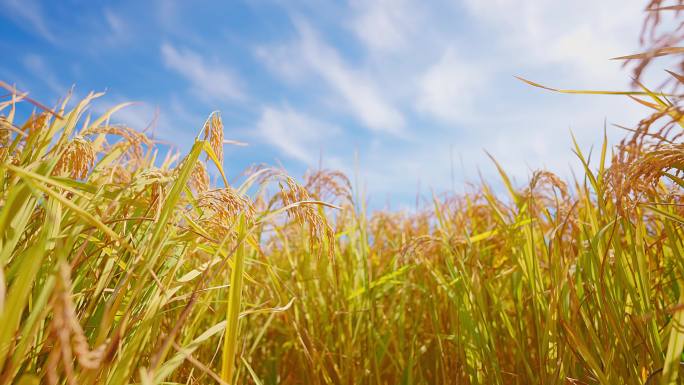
[[156, 0, 180, 29], [250, 1, 653, 200], [103, 8, 129, 45], [1, 0, 55, 43], [327, 0, 657, 200], [161, 43, 245, 103], [348, 0, 419, 53], [23, 54, 67, 96], [460, 0, 642, 86], [416, 47, 484, 123], [254, 44, 306, 84], [256, 105, 338, 164], [144, 0, 660, 202], [259, 19, 405, 135]]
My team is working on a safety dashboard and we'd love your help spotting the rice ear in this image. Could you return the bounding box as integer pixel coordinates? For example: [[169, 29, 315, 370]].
[[53, 136, 95, 179], [189, 161, 210, 193], [203, 112, 224, 165]]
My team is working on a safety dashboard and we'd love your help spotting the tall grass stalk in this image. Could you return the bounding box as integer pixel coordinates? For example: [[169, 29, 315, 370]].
[[222, 214, 247, 384]]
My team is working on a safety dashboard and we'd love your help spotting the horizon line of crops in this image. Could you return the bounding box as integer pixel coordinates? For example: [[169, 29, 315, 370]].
[[3, 1, 684, 384]]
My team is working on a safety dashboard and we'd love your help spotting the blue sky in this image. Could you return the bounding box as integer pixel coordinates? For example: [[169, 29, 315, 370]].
[[0, 0, 658, 207]]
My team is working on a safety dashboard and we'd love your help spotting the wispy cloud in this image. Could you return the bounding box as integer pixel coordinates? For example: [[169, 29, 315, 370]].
[[0, 0, 657, 204], [256, 105, 338, 164], [348, 0, 419, 53], [1, 0, 56, 43], [23, 54, 68, 96], [460, 0, 640, 85], [259, 19, 405, 135], [102, 8, 130, 45], [416, 47, 484, 123], [155, 0, 180, 29], [161, 43, 245, 103]]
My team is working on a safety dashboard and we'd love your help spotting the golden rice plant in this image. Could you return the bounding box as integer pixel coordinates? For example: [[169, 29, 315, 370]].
[[2, 2, 684, 385]]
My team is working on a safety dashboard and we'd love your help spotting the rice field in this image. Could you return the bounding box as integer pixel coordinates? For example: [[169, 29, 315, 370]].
[[3, 2, 684, 385]]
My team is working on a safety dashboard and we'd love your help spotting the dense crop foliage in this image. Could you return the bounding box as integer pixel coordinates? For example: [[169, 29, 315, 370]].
[[3, 2, 684, 385]]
